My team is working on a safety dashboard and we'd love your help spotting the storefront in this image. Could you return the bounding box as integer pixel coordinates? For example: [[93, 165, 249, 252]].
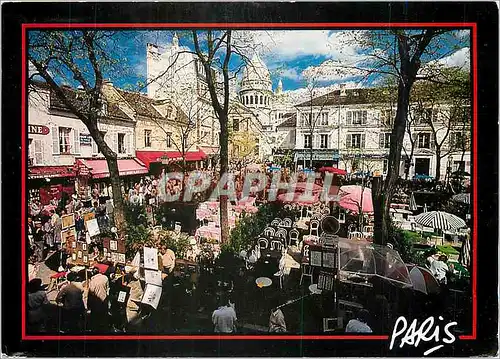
[[136, 150, 207, 175], [28, 166, 77, 204], [74, 158, 149, 202], [294, 149, 340, 170]]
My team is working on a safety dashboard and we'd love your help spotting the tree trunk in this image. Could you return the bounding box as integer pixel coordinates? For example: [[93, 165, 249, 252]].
[[435, 148, 442, 181], [219, 115, 230, 244], [373, 81, 411, 246], [86, 121, 125, 234]]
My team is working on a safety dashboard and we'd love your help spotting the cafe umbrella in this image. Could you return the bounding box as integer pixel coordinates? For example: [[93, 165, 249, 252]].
[[406, 264, 441, 295], [336, 238, 413, 288], [414, 211, 466, 245]]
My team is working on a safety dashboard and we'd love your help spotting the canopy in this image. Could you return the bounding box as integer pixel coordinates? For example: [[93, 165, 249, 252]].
[[28, 165, 76, 179], [406, 264, 440, 295], [77, 158, 148, 179], [319, 167, 347, 175], [452, 193, 471, 205], [414, 211, 466, 231], [136, 150, 206, 168], [277, 192, 319, 205], [338, 185, 373, 213], [337, 238, 412, 288], [294, 182, 323, 193]]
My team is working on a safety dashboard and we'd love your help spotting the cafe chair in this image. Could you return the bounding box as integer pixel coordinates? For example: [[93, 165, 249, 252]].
[[263, 227, 276, 238], [274, 257, 286, 289], [284, 204, 292, 210], [271, 240, 284, 251], [275, 228, 288, 241], [348, 231, 364, 240], [300, 262, 314, 285], [322, 207, 331, 215], [281, 218, 293, 228], [271, 218, 281, 226], [258, 237, 269, 250], [254, 244, 261, 259], [309, 219, 320, 236], [289, 229, 300, 247]]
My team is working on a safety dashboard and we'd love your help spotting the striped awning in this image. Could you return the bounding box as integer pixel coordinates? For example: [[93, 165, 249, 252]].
[[452, 193, 471, 205], [414, 211, 466, 231], [409, 193, 418, 211], [459, 237, 471, 270]]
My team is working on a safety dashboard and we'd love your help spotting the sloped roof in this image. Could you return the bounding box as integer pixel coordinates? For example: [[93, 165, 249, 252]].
[[46, 84, 132, 121], [296, 88, 381, 107], [116, 89, 163, 118], [276, 113, 297, 128]]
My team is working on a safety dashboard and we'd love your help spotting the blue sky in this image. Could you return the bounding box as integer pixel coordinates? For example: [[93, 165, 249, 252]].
[[30, 29, 471, 94]]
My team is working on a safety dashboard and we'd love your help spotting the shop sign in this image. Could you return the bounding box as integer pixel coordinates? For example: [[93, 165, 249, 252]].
[[80, 133, 93, 146], [28, 124, 50, 135]]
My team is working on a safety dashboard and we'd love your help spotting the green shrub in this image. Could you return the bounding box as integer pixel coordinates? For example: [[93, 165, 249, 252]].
[[157, 230, 191, 259], [226, 202, 300, 254], [124, 224, 152, 258], [124, 202, 148, 227]]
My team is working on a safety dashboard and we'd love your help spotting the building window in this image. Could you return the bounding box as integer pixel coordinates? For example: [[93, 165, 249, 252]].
[[320, 134, 328, 149], [347, 110, 367, 125], [250, 96, 253, 105], [417, 133, 431, 149], [166, 132, 172, 148], [233, 118, 240, 132], [144, 129, 152, 147], [380, 109, 393, 127], [346, 133, 365, 149], [301, 113, 312, 127], [383, 159, 388, 173], [59, 127, 72, 154], [260, 95, 263, 104], [118, 133, 126, 154], [29, 138, 43, 165], [320, 112, 329, 126], [379, 132, 391, 148], [255, 95, 258, 104], [304, 134, 312, 148]]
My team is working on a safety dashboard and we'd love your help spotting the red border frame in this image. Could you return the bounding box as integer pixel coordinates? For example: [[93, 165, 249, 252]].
[[21, 22, 478, 341]]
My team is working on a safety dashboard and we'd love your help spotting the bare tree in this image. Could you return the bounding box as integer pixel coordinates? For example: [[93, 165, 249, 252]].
[[317, 29, 468, 244], [28, 30, 129, 233]]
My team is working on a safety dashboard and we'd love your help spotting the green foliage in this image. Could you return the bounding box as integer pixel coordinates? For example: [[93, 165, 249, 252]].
[[124, 202, 148, 227], [124, 224, 152, 258], [157, 230, 191, 259], [436, 245, 460, 256], [389, 225, 423, 265], [226, 202, 299, 254]]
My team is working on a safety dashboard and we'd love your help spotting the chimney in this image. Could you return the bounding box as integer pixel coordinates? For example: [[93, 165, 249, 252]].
[[340, 83, 347, 97]]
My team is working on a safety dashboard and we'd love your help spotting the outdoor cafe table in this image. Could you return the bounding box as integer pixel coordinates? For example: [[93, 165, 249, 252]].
[[195, 225, 221, 241]]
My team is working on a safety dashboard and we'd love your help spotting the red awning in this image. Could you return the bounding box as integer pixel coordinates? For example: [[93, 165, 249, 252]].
[[29, 166, 76, 179], [77, 158, 148, 179], [136, 150, 206, 168], [199, 146, 219, 156]]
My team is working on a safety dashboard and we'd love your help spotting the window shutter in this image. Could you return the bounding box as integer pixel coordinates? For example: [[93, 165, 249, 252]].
[[51, 127, 59, 154], [125, 133, 131, 154], [92, 139, 97, 154], [34, 139, 43, 165], [361, 134, 366, 148], [347, 112, 352, 125], [73, 129, 80, 154], [379, 133, 385, 148], [362, 111, 367, 125], [346, 134, 352, 148]]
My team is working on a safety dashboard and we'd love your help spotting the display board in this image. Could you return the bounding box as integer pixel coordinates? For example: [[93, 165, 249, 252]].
[[102, 237, 126, 264]]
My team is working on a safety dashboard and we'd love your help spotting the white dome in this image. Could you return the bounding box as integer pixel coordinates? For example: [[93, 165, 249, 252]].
[[241, 54, 272, 92]]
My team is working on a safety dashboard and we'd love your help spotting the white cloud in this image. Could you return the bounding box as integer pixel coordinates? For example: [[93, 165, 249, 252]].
[[283, 81, 362, 104], [239, 30, 366, 63], [437, 47, 470, 70], [277, 68, 301, 81]]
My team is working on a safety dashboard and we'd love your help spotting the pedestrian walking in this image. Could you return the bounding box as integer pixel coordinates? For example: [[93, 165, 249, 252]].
[[55, 272, 85, 333], [88, 268, 110, 332]]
